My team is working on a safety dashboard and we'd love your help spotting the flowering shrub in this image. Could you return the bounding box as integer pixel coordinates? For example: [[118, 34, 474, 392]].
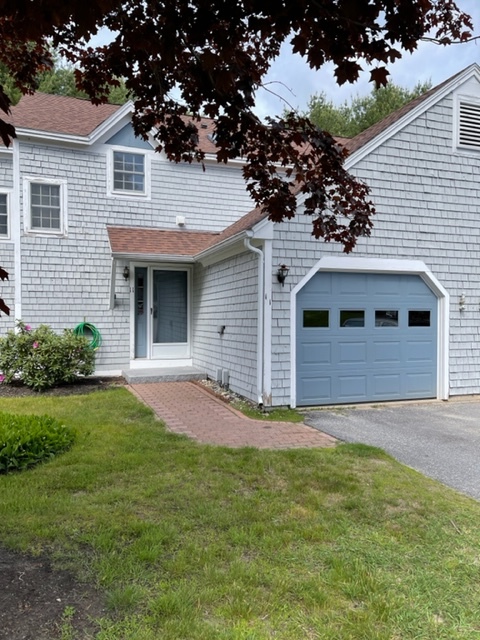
[[0, 321, 95, 391]]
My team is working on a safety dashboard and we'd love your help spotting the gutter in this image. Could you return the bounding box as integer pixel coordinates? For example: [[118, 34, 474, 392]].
[[244, 233, 264, 406]]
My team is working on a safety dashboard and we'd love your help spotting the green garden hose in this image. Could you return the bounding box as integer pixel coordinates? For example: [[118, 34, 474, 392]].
[[73, 322, 102, 350]]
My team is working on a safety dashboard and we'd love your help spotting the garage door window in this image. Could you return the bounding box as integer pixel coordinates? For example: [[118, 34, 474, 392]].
[[375, 310, 399, 327], [303, 310, 329, 328], [340, 310, 364, 327], [409, 310, 431, 327]]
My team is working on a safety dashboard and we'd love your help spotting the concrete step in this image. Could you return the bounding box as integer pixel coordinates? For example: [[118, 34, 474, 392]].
[[122, 366, 206, 384]]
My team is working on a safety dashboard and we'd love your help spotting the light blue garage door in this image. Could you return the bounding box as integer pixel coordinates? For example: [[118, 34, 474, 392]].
[[296, 272, 438, 406]]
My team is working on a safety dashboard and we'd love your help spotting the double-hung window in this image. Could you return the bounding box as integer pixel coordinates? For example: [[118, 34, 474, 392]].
[[0, 192, 8, 238], [24, 178, 67, 235], [112, 151, 146, 194]]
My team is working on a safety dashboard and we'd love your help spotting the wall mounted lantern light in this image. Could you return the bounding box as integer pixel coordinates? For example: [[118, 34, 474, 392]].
[[123, 266, 130, 281], [277, 264, 289, 287]]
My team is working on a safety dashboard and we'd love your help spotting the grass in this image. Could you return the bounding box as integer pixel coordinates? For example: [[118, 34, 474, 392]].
[[1, 388, 480, 638], [231, 399, 304, 422]]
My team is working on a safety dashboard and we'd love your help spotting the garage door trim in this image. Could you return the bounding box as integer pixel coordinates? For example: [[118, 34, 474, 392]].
[[290, 257, 449, 408]]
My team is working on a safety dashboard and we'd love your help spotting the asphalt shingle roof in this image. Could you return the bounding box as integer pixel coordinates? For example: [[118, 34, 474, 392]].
[[7, 92, 122, 136]]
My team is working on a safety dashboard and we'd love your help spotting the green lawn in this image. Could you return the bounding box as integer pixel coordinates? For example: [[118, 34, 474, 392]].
[[1, 388, 480, 639]]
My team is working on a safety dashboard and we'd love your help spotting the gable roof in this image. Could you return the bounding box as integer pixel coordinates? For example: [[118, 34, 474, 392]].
[[7, 92, 220, 152], [343, 64, 479, 159], [7, 92, 123, 137]]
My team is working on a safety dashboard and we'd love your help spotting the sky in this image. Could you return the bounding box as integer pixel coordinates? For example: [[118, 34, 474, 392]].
[[253, 0, 480, 119]]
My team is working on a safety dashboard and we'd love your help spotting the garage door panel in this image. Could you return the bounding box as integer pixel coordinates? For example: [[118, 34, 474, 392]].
[[372, 340, 402, 363], [300, 342, 331, 365], [300, 377, 332, 402], [297, 272, 438, 405], [337, 273, 368, 295], [405, 372, 435, 395], [338, 375, 367, 399], [372, 374, 402, 396], [337, 341, 367, 364], [405, 340, 436, 363]]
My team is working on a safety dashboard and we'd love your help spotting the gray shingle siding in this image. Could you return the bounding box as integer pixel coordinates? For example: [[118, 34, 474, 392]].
[[10, 137, 254, 372], [271, 92, 480, 404], [192, 252, 258, 401]]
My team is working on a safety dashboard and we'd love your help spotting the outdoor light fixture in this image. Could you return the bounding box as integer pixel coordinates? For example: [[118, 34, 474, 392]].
[[277, 264, 289, 286], [123, 266, 130, 280]]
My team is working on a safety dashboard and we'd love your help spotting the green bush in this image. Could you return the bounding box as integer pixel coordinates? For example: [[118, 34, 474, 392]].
[[0, 412, 75, 473], [0, 321, 95, 390]]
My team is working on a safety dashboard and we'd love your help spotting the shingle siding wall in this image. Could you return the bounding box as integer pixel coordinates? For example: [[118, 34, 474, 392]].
[[272, 92, 480, 404], [192, 252, 258, 401], [0, 156, 13, 188], [0, 245, 16, 332], [10, 140, 252, 371]]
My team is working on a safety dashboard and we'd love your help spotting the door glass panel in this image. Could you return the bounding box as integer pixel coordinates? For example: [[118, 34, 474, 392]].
[[303, 309, 329, 328], [375, 310, 399, 327], [134, 267, 147, 357], [153, 270, 188, 343], [409, 310, 431, 327], [340, 310, 365, 327]]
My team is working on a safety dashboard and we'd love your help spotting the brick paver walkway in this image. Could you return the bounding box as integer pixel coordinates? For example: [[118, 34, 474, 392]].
[[129, 381, 336, 449]]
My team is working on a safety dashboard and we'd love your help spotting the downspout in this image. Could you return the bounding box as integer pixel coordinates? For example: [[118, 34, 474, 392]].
[[244, 233, 264, 406]]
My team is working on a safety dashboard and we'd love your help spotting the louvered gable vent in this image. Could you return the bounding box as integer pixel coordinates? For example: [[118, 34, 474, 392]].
[[459, 101, 480, 148]]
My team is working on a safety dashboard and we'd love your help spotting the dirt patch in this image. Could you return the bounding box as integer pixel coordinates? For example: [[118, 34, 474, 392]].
[[0, 378, 123, 639], [0, 376, 125, 398], [0, 547, 106, 640]]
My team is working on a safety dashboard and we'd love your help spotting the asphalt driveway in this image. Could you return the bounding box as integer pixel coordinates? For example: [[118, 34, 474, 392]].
[[304, 398, 480, 500]]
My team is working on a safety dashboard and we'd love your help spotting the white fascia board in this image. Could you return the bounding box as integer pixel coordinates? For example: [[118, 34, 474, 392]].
[[344, 64, 480, 171], [0, 146, 13, 156], [195, 234, 247, 266], [16, 128, 90, 146], [14, 101, 136, 148], [88, 101, 135, 144], [251, 217, 274, 239], [195, 219, 273, 265], [112, 252, 195, 263]]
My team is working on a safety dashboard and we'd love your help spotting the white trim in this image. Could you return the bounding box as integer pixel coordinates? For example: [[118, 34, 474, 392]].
[[333, 64, 480, 172], [290, 257, 449, 407], [244, 236, 264, 405], [109, 258, 116, 310], [128, 358, 194, 370], [23, 176, 68, 237], [14, 101, 135, 148], [129, 262, 193, 362], [106, 146, 152, 200], [263, 239, 273, 406], [12, 140, 21, 321], [0, 190, 12, 240], [453, 93, 480, 154]]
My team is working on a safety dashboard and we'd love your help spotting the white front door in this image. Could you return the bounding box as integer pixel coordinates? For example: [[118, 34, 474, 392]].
[[134, 266, 191, 360]]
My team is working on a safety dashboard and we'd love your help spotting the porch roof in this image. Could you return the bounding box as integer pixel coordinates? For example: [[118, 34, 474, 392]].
[[107, 206, 270, 262], [107, 225, 220, 259]]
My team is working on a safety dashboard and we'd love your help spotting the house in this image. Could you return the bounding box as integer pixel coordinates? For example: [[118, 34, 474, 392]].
[[2, 63, 480, 407]]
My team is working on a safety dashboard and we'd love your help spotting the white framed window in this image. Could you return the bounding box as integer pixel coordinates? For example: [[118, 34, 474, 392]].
[[0, 191, 9, 238], [24, 177, 67, 235], [107, 147, 151, 198], [0, 191, 10, 240]]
